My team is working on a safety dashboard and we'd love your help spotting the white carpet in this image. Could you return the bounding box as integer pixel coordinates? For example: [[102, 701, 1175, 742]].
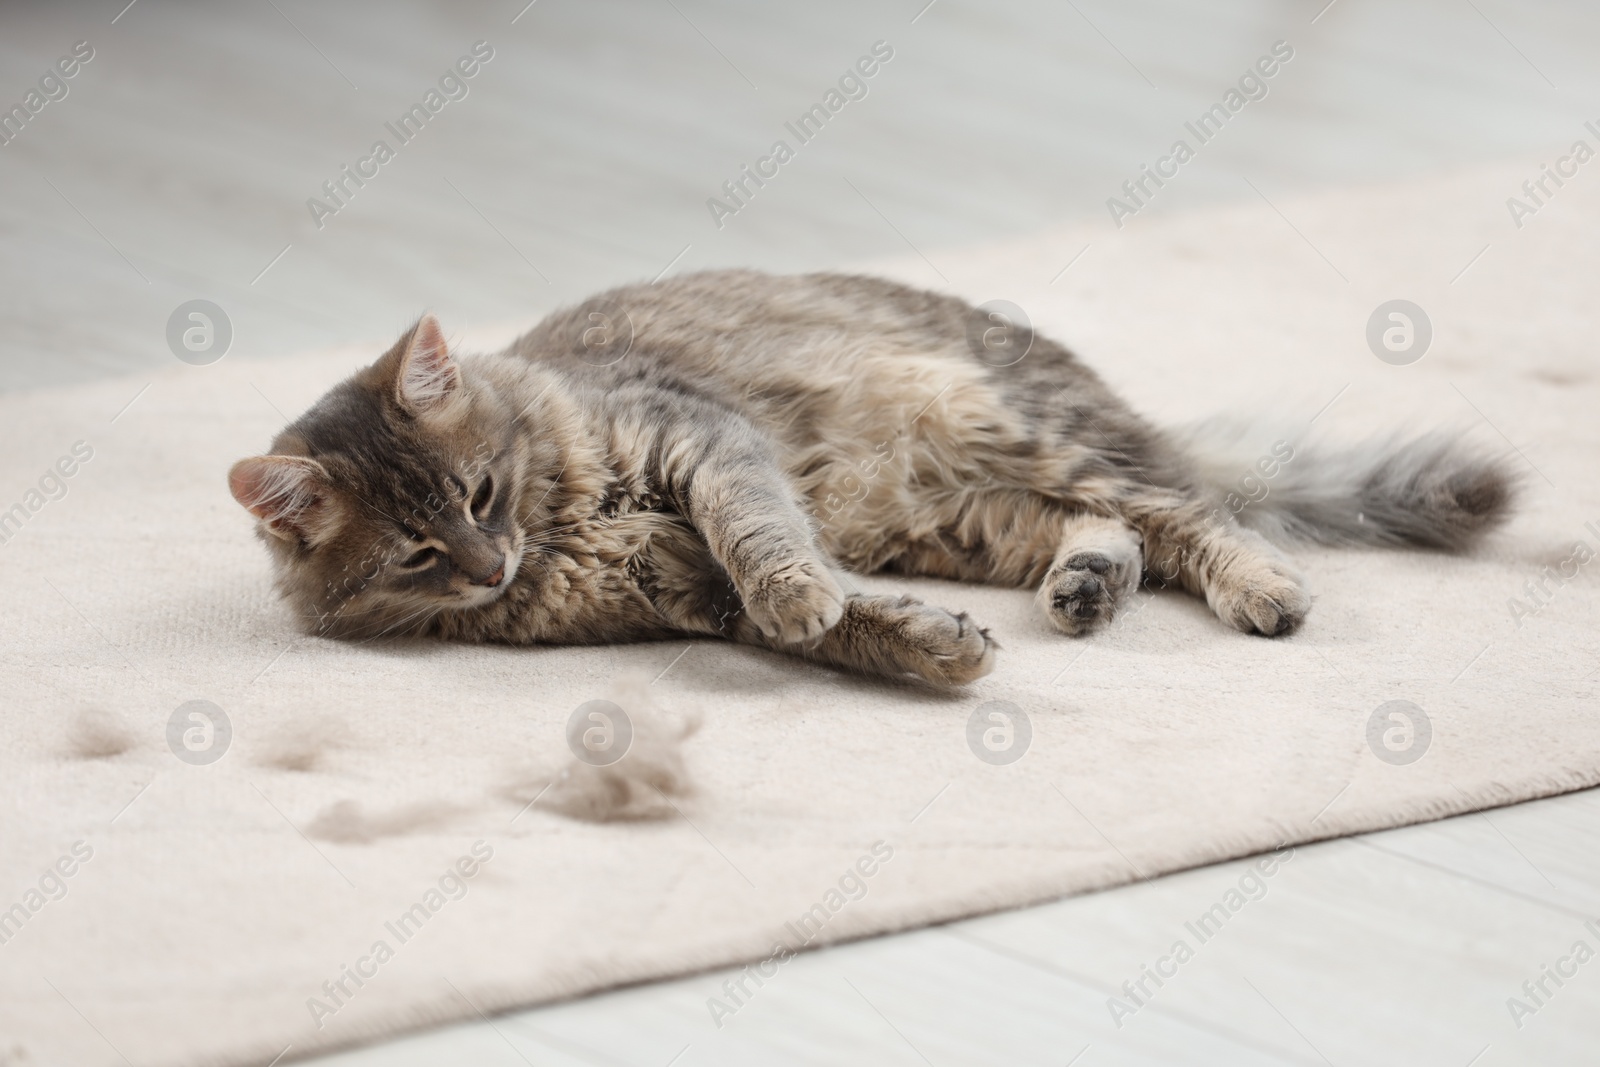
[[2, 162, 1597, 1067]]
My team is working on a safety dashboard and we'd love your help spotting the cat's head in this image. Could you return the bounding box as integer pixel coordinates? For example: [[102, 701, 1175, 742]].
[[229, 315, 529, 639]]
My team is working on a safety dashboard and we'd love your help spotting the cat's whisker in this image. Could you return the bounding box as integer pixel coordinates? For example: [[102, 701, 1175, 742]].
[[513, 519, 586, 542], [356, 600, 445, 644]]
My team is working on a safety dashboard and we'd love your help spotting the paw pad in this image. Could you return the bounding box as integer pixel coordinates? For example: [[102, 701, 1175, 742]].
[[1039, 551, 1137, 634]]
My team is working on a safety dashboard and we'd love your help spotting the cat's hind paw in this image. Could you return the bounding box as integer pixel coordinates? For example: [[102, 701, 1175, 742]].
[[1209, 559, 1311, 637], [1037, 550, 1140, 635]]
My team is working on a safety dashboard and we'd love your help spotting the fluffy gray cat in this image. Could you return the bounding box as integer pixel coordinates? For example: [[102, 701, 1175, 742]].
[[229, 270, 1514, 686]]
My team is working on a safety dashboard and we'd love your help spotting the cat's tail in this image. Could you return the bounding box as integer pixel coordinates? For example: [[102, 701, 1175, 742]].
[[1176, 420, 1521, 551]]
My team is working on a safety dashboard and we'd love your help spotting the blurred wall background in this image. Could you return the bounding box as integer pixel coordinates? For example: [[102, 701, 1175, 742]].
[[0, 0, 1592, 390]]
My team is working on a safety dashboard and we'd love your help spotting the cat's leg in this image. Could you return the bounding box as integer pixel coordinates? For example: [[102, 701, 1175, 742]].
[[1036, 513, 1144, 635], [857, 486, 1143, 635], [634, 522, 994, 685], [741, 592, 996, 686], [1128, 494, 1311, 636], [668, 433, 845, 645]]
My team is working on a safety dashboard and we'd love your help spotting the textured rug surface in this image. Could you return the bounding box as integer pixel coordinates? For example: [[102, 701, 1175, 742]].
[[2, 162, 1597, 1066]]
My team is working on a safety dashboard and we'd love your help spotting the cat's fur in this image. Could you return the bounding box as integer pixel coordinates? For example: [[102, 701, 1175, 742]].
[[229, 270, 1516, 686]]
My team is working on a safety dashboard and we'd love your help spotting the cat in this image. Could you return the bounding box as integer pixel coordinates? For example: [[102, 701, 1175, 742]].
[[229, 270, 1515, 686]]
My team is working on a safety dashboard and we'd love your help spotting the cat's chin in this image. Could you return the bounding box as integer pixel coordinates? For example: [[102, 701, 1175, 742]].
[[461, 585, 507, 609]]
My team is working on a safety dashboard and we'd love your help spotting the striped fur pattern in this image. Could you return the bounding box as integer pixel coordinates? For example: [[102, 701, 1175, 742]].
[[229, 270, 1517, 686]]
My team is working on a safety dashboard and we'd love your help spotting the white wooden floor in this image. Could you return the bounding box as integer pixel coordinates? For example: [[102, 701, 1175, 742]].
[[310, 789, 1600, 1067], [4, 0, 1597, 1063]]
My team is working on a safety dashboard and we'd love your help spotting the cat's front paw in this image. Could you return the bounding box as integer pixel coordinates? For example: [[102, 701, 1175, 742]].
[[742, 561, 846, 644], [898, 604, 997, 686]]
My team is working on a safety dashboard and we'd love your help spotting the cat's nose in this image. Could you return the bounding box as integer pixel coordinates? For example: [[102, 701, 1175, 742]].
[[474, 560, 506, 587]]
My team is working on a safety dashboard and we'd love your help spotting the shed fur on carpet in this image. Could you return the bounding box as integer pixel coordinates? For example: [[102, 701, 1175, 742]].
[[1, 161, 1596, 1066]]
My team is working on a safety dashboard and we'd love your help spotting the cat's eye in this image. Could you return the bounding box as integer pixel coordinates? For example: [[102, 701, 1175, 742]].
[[400, 546, 443, 569], [470, 474, 495, 521]]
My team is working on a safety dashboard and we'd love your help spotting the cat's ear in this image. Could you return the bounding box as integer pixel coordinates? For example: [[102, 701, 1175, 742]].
[[394, 314, 460, 416], [228, 455, 337, 544]]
